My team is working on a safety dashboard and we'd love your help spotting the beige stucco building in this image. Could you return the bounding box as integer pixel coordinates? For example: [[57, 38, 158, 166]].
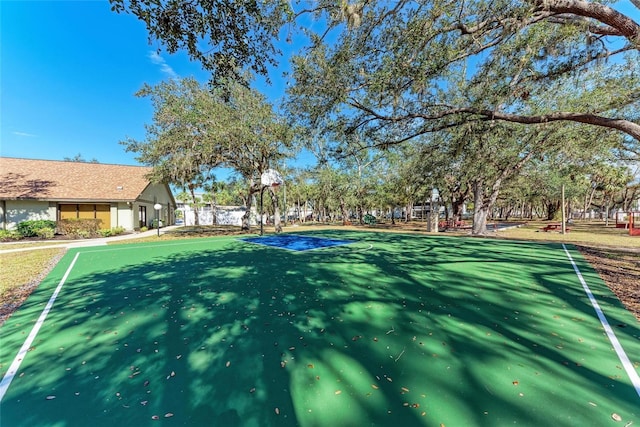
[[0, 157, 176, 231]]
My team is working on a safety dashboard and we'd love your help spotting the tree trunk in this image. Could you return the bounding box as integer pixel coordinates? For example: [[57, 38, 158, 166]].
[[242, 198, 252, 230], [340, 198, 349, 225], [504, 206, 513, 221], [472, 182, 489, 235], [451, 196, 465, 223], [546, 200, 561, 220], [405, 201, 413, 223], [269, 187, 282, 233], [189, 185, 200, 226], [242, 184, 260, 231], [302, 199, 308, 223], [585, 185, 597, 219]]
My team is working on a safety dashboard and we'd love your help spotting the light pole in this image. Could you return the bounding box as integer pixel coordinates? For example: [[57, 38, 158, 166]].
[[154, 203, 162, 237]]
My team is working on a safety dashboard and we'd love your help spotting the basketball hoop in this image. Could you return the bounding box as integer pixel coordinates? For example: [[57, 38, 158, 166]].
[[261, 168, 283, 188]]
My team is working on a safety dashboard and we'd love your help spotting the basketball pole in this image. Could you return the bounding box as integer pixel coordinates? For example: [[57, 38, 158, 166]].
[[260, 185, 266, 236]]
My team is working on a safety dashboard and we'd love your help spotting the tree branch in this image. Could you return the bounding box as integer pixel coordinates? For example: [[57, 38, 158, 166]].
[[455, 108, 640, 141], [347, 100, 640, 141], [533, 0, 640, 48]]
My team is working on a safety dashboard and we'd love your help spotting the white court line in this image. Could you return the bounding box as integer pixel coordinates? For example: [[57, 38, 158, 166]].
[[0, 252, 80, 402], [79, 236, 242, 254], [562, 244, 640, 399]]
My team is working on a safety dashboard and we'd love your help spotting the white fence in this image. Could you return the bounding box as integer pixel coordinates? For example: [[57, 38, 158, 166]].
[[178, 206, 255, 226]]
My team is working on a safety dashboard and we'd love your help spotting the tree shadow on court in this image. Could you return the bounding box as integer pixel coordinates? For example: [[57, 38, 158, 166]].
[[1, 232, 638, 426]]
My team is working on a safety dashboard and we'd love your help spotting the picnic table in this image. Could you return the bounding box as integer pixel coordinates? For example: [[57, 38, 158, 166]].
[[541, 223, 570, 232], [439, 219, 467, 229]]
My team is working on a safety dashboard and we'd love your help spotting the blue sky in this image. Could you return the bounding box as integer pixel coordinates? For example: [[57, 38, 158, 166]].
[[0, 0, 297, 168]]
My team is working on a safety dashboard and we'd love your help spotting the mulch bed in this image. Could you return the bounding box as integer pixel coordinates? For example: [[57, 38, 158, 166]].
[[577, 246, 640, 322]]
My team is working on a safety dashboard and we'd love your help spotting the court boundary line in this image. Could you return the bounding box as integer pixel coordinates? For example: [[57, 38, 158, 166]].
[[0, 252, 80, 403], [78, 236, 243, 254], [562, 244, 640, 398]]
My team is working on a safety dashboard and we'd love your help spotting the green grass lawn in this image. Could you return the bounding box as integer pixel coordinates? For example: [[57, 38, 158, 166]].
[[1, 231, 638, 426]]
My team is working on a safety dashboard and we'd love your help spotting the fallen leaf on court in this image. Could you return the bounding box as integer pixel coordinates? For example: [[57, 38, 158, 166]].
[[45, 395, 56, 400], [611, 413, 622, 421], [164, 413, 174, 418], [335, 390, 342, 395], [225, 361, 231, 367]]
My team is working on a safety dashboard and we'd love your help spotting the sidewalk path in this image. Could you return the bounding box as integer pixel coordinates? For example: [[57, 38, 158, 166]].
[[0, 226, 180, 254]]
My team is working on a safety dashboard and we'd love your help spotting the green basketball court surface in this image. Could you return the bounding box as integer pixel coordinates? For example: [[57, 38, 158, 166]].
[[1, 230, 638, 426]]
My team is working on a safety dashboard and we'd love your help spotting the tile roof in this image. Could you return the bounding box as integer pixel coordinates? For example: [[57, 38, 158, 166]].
[[0, 157, 155, 201]]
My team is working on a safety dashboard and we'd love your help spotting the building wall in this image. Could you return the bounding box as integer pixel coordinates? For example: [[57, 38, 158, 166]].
[[1, 200, 56, 230], [113, 203, 135, 231], [136, 183, 176, 228]]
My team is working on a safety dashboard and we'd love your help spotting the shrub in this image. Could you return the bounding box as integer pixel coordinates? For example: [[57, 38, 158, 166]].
[[140, 226, 148, 232], [99, 226, 126, 238], [363, 214, 377, 225], [58, 218, 102, 239], [112, 226, 125, 235], [17, 220, 57, 237], [35, 227, 55, 239], [0, 230, 21, 241]]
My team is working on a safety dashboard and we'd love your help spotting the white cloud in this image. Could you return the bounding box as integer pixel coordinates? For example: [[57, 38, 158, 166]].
[[13, 131, 36, 137], [148, 51, 178, 79]]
